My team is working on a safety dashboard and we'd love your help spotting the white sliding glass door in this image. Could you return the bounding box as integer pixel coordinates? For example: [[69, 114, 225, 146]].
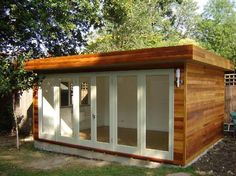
[[78, 76, 92, 141], [38, 78, 57, 140], [59, 80, 73, 139], [113, 70, 174, 159], [77, 75, 113, 149], [96, 76, 110, 144], [38, 69, 174, 160], [115, 75, 139, 154], [143, 73, 174, 160], [93, 76, 113, 149]]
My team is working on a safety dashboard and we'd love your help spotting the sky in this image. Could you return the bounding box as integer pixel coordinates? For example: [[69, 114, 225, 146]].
[[197, 0, 208, 12]]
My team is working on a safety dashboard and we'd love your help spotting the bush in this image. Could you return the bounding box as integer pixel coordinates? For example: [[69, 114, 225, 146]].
[[0, 95, 14, 133]]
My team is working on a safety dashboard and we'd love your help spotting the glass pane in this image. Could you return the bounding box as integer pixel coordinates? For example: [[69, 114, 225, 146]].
[[117, 76, 137, 146], [60, 82, 73, 137], [60, 82, 69, 106], [79, 77, 91, 140], [81, 82, 89, 105], [96, 76, 110, 143], [42, 80, 54, 134], [146, 75, 169, 151]]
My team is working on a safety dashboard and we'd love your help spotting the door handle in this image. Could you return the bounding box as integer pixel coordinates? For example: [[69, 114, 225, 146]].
[[92, 114, 96, 119]]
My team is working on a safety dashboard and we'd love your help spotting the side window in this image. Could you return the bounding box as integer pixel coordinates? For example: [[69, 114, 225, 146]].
[[60, 82, 73, 106], [80, 82, 89, 105]]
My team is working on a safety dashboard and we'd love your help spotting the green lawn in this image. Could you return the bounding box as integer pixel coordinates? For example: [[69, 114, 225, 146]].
[[0, 142, 199, 176]]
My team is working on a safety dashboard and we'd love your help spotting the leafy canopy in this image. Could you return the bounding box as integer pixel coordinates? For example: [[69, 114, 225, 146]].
[[0, 0, 103, 97], [0, 0, 102, 58], [195, 0, 236, 61], [85, 0, 201, 53], [86, 0, 235, 65], [0, 54, 39, 97]]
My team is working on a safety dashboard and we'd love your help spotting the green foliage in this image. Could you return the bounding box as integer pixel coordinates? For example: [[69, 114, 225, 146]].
[[0, 54, 40, 133], [0, 55, 39, 97], [86, 0, 158, 52], [86, 0, 235, 65], [85, 0, 200, 53], [0, 1, 102, 132], [0, 0, 102, 57], [195, 0, 236, 61], [171, 0, 200, 38]]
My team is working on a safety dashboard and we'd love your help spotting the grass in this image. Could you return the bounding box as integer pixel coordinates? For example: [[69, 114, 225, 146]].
[[0, 142, 199, 176]]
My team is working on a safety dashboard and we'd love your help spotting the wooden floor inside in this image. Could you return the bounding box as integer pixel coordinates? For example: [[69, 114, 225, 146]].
[[80, 126, 169, 151]]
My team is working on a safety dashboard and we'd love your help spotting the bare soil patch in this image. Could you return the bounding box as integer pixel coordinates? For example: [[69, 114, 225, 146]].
[[192, 135, 236, 176], [25, 155, 111, 170], [0, 135, 16, 147], [1, 134, 236, 174], [0, 135, 111, 170]]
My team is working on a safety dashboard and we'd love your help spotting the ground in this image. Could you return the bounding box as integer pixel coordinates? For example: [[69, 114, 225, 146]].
[[0, 135, 235, 176], [192, 135, 236, 176]]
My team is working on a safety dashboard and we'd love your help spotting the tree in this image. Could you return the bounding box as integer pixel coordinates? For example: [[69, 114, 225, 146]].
[[195, 0, 236, 62], [0, 0, 103, 146], [0, 54, 41, 149], [85, 0, 186, 53], [171, 0, 200, 39], [0, 0, 102, 58]]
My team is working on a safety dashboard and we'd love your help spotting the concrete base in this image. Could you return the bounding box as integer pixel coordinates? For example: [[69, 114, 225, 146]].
[[34, 140, 163, 168]]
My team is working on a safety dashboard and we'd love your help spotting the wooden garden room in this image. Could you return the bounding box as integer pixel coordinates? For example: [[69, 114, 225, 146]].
[[25, 45, 234, 166]]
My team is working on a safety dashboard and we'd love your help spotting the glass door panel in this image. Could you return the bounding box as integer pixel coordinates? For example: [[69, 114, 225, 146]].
[[146, 75, 169, 151], [41, 79, 55, 135], [117, 76, 137, 147], [96, 76, 110, 143], [79, 77, 91, 140], [60, 81, 73, 137]]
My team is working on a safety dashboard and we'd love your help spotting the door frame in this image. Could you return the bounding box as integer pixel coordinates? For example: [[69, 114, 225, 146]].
[[38, 69, 174, 160], [111, 69, 174, 159], [141, 70, 174, 160]]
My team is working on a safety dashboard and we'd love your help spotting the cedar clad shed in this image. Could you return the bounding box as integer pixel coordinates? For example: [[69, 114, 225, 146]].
[[25, 45, 234, 166]]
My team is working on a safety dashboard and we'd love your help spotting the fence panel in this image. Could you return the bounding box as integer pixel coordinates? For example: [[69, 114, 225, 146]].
[[225, 73, 236, 122]]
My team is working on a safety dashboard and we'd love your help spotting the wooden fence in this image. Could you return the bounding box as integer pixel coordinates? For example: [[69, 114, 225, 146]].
[[225, 73, 236, 122]]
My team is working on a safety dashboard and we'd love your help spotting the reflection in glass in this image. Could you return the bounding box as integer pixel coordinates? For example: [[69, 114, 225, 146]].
[[96, 76, 110, 143], [42, 80, 54, 134], [79, 77, 91, 140], [146, 75, 169, 151], [117, 76, 137, 147], [60, 82, 73, 137]]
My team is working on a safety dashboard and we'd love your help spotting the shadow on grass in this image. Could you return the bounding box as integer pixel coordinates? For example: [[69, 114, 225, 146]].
[[0, 142, 198, 176]]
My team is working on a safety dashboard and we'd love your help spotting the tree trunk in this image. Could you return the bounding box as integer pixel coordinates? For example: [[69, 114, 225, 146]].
[[12, 93, 20, 150]]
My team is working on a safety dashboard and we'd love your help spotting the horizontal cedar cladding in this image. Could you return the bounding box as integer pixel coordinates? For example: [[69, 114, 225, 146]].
[[24, 45, 193, 73], [24, 45, 233, 73]]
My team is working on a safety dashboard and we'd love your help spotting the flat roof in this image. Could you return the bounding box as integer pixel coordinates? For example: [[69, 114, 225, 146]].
[[24, 45, 234, 73]]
